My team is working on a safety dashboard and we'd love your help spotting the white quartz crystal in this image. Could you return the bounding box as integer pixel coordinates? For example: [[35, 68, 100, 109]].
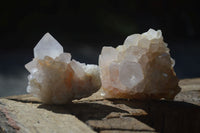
[[99, 29, 180, 100], [25, 33, 101, 104], [34, 33, 63, 59]]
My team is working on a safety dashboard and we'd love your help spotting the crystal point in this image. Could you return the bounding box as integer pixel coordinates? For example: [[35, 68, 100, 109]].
[[34, 33, 63, 59]]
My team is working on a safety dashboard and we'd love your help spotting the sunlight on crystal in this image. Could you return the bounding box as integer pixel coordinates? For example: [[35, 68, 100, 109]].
[[25, 33, 101, 104], [99, 29, 180, 100], [34, 33, 63, 59]]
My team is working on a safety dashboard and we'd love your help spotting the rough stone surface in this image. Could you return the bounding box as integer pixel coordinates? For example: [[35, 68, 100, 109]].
[[0, 98, 95, 133], [99, 29, 180, 100], [25, 33, 101, 104], [1, 78, 200, 133]]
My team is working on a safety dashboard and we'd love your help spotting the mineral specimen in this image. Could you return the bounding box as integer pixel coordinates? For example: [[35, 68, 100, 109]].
[[25, 33, 101, 104], [99, 29, 180, 100]]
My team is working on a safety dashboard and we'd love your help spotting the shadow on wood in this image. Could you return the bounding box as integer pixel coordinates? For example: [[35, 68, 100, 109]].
[[38, 98, 200, 133], [38, 102, 128, 122], [112, 99, 200, 133]]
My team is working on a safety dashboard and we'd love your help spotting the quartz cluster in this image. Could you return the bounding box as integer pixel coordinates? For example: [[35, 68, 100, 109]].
[[25, 33, 101, 104], [99, 29, 180, 100]]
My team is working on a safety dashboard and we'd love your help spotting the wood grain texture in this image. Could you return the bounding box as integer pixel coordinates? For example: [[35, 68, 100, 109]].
[[1, 78, 200, 133]]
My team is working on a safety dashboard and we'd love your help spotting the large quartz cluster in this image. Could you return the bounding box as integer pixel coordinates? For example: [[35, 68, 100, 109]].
[[25, 33, 101, 104], [99, 29, 180, 100]]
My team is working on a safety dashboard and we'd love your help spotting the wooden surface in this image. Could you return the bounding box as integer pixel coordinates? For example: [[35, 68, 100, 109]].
[[0, 78, 200, 133]]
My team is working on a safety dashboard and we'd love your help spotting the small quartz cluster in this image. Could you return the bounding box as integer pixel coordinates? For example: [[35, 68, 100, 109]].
[[25, 33, 101, 104], [99, 29, 180, 100]]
